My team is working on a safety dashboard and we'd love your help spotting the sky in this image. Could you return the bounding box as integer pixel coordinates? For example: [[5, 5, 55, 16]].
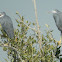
[[0, 0, 62, 62]]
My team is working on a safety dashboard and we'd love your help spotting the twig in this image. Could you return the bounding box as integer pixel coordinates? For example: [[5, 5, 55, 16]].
[[0, 43, 23, 62], [33, 0, 42, 55], [21, 21, 36, 31], [31, 42, 33, 62], [17, 18, 37, 32]]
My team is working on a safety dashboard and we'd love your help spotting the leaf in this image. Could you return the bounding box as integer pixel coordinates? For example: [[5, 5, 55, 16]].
[[18, 24, 20, 27], [16, 19, 19, 23], [16, 11, 19, 14], [32, 40, 36, 44], [45, 24, 49, 28], [32, 23, 35, 25], [26, 21, 28, 23], [3, 47, 7, 51]]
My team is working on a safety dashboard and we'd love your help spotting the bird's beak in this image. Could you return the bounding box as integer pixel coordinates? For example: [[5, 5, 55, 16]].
[[48, 10, 57, 14], [51, 10, 57, 13], [48, 10, 54, 13]]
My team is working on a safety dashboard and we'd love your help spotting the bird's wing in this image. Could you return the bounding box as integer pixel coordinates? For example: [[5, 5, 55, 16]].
[[1, 16, 14, 39], [53, 14, 60, 27], [53, 13, 62, 32], [53, 14, 59, 23]]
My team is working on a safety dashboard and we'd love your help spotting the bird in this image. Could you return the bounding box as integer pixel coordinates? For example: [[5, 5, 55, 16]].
[[0, 12, 14, 39], [50, 9, 62, 45]]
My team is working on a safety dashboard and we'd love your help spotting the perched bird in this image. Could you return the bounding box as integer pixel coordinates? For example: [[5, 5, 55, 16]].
[[0, 12, 14, 39], [49, 9, 62, 62], [51, 9, 62, 45]]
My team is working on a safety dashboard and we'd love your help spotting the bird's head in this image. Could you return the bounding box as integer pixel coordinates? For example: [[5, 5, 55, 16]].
[[48, 9, 60, 14], [51, 10, 57, 13], [0, 12, 6, 18]]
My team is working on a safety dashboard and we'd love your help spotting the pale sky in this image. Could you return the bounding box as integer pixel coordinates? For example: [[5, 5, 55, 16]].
[[0, 0, 62, 61]]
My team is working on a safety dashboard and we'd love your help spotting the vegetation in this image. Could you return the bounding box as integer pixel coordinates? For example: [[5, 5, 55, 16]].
[[0, 0, 60, 62]]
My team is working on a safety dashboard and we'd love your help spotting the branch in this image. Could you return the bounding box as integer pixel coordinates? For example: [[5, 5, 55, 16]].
[[16, 18, 37, 32], [33, 0, 43, 55], [21, 21, 37, 31], [0, 43, 23, 62]]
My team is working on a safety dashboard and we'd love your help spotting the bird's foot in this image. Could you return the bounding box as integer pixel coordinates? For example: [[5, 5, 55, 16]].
[[57, 40, 61, 45]]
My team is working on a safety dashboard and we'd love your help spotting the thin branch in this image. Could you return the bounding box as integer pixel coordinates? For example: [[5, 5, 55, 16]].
[[33, 0, 43, 55], [22, 21, 36, 31], [0, 43, 23, 62], [31, 42, 33, 62], [33, 0, 39, 28], [17, 18, 37, 32]]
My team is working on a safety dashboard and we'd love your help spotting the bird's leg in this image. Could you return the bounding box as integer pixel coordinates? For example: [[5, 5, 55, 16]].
[[59, 36, 61, 44], [57, 37, 61, 45], [60, 32, 62, 45], [57, 33, 62, 45]]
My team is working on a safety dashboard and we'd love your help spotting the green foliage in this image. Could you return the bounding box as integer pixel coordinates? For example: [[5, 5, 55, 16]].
[[0, 13, 58, 62], [3, 47, 7, 51]]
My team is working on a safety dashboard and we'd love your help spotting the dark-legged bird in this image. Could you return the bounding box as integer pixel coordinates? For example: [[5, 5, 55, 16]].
[[0, 12, 14, 39], [51, 9, 62, 45]]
